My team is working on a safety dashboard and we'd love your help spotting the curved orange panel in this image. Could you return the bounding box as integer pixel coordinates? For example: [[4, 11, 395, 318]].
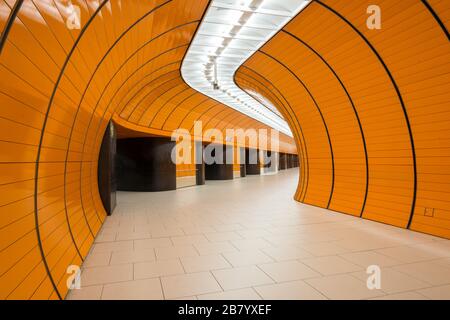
[[0, 0, 296, 299], [237, 0, 450, 237]]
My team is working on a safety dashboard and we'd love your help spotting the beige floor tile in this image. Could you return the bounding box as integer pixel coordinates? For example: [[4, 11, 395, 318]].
[[370, 292, 428, 300], [151, 228, 185, 238], [306, 274, 384, 300], [155, 245, 199, 260], [213, 224, 245, 232], [340, 251, 403, 268], [172, 296, 198, 300], [197, 288, 261, 300], [263, 234, 306, 246], [181, 254, 231, 273], [81, 170, 450, 300], [299, 242, 348, 257], [94, 233, 116, 243], [116, 231, 151, 241], [258, 261, 320, 282], [351, 268, 429, 294], [231, 238, 274, 251], [81, 264, 133, 286], [134, 238, 173, 250], [237, 229, 271, 239], [91, 241, 133, 254], [171, 235, 209, 246], [417, 284, 450, 300], [376, 246, 441, 263], [101, 278, 163, 300], [83, 252, 111, 268], [161, 272, 221, 299], [66, 285, 103, 300], [255, 280, 327, 300], [222, 250, 273, 267], [391, 261, 450, 286], [182, 226, 216, 235], [212, 266, 274, 290], [110, 249, 155, 265], [194, 242, 237, 255], [205, 231, 243, 242], [134, 260, 184, 279], [301, 256, 362, 275]]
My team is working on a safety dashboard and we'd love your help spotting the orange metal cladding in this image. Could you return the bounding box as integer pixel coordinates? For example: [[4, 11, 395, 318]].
[[0, 0, 296, 300], [236, 0, 450, 238]]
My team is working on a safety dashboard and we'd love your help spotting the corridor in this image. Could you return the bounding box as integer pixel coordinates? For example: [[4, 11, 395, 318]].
[[68, 170, 450, 300]]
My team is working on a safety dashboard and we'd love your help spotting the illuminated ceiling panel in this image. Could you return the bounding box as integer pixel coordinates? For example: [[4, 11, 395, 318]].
[[182, 0, 311, 136]]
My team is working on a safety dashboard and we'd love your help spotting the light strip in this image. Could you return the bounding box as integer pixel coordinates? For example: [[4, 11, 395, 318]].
[[182, 0, 311, 137]]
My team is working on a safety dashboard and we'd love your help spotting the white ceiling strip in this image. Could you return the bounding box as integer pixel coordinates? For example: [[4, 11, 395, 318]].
[[182, 0, 311, 136]]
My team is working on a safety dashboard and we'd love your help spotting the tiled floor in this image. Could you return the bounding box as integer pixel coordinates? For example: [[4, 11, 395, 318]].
[[67, 169, 450, 300]]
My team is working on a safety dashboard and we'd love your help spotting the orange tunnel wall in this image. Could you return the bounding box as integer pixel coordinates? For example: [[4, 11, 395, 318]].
[[0, 0, 296, 300], [236, 0, 450, 239]]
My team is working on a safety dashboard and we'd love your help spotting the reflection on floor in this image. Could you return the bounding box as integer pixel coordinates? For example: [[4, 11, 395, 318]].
[[67, 169, 450, 300]]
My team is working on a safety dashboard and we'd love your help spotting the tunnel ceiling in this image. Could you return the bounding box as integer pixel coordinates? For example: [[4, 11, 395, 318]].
[[181, 0, 311, 136]]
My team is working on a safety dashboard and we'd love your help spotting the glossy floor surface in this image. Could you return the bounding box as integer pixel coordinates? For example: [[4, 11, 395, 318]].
[[67, 170, 450, 300]]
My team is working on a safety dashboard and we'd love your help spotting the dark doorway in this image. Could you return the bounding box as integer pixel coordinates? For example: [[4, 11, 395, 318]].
[[239, 147, 246, 177], [116, 137, 176, 191], [204, 143, 234, 180], [195, 141, 205, 185], [98, 121, 116, 215], [245, 148, 260, 175]]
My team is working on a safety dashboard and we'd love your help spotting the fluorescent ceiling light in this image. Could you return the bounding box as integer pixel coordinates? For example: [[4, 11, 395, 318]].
[[182, 0, 311, 136]]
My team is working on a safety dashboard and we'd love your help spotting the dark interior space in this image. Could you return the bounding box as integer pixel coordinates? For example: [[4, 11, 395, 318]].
[[195, 140, 205, 185], [245, 147, 260, 175], [205, 143, 234, 180], [115, 137, 176, 191], [279, 153, 287, 170], [98, 121, 117, 215]]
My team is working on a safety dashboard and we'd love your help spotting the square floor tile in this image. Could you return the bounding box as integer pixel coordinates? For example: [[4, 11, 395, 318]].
[[134, 238, 172, 250], [134, 260, 184, 279], [222, 250, 273, 267], [81, 264, 133, 286], [194, 242, 237, 255], [231, 238, 274, 251], [101, 278, 163, 300], [205, 231, 243, 242], [261, 246, 312, 261], [254, 280, 327, 300], [306, 274, 384, 300], [181, 255, 231, 273], [370, 292, 428, 300], [171, 235, 209, 246], [197, 288, 261, 300], [376, 246, 440, 263], [212, 266, 274, 291], [351, 268, 429, 294], [258, 261, 320, 282], [417, 284, 450, 300], [110, 249, 155, 265], [83, 252, 111, 268], [299, 242, 348, 257], [301, 256, 362, 275], [339, 251, 402, 268], [155, 245, 199, 260], [392, 261, 450, 286], [161, 272, 221, 299], [91, 241, 133, 254], [66, 285, 103, 300]]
